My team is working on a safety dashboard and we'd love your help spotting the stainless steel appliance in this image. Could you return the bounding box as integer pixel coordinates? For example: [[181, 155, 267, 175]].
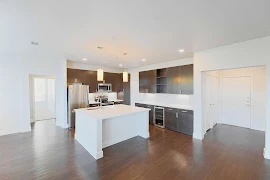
[[67, 84, 89, 128], [97, 83, 112, 92], [95, 95, 115, 106], [154, 106, 165, 128]]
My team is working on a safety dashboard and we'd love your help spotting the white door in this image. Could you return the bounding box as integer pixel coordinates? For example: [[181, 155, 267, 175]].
[[205, 75, 219, 132], [34, 78, 56, 121], [221, 77, 251, 128]]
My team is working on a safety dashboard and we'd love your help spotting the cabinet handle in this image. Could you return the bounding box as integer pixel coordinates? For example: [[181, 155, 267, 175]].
[[168, 109, 172, 111], [176, 112, 178, 118], [182, 111, 187, 113], [180, 89, 182, 94]]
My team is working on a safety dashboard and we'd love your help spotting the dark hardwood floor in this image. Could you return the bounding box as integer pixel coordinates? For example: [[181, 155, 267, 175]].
[[0, 120, 269, 180]]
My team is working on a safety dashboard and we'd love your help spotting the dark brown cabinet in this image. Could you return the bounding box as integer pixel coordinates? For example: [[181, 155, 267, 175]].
[[139, 70, 156, 93], [67, 68, 130, 95], [179, 65, 193, 94], [166, 66, 181, 94], [135, 103, 193, 135], [135, 103, 154, 125], [111, 73, 122, 92], [139, 64, 193, 95], [165, 107, 178, 131], [165, 107, 193, 135], [177, 109, 193, 135]]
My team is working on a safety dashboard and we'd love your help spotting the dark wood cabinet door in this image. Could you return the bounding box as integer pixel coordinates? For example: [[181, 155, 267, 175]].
[[145, 104, 154, 125], [67, 69, 84, 84], [177, 110, 193, 135], [103, 72, 112, 84], [111, 73, 122, 92], [167, 66, 181, 94], [84, 70, 97, 93], [165, 108, 178, 131], [139, 71, 148, 93], [180, 64, 193, 94], [147, 70, 157, 93]]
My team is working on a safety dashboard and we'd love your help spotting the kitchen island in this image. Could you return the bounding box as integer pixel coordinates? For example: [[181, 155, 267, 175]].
[[74, 104, 150, 159]]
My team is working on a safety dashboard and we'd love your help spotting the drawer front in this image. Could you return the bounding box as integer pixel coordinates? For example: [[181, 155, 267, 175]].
[[165, 107, 178, 112], [144, 104, 154, 110], [178, 109, 193, 114]]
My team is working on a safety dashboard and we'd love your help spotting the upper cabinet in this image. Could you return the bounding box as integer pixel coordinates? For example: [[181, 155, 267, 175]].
[[139, 64, 193, 95], [67, 69, 129, 94], [139, 70, 156, 93], [179, 64, 193, 94]]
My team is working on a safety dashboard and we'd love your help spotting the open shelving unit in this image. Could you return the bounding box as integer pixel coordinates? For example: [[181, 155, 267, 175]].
[[156, 68, 167, 93]]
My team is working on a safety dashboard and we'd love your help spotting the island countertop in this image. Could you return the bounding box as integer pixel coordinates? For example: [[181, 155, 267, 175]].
[[74, 104, 150, 120]]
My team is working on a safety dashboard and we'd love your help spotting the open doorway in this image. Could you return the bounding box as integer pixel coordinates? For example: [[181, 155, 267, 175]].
[[203, 66, 266, 135], [30, 75, 56, 129]]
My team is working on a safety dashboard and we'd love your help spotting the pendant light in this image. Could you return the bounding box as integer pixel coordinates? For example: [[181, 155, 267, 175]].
[[123, 53, 128, 82], [97, 47, 104, 81]]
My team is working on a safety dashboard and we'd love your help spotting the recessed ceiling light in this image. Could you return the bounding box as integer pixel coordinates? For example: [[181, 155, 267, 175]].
[[178, 49, 185, 53], [119, 64, 123, 67], [82, 58, 87, 61], [142, 59, 146, 62]]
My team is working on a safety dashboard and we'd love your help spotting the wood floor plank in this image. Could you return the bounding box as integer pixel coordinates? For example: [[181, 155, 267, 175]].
[[0, 120, 269, 180]]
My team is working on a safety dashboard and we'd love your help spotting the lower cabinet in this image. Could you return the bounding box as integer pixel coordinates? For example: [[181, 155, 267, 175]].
[[165, 108, 178, 131], [135, 103, 193, 136], [135, 103, 154, 125], [165, 107, 193, 136], [178, 109, 193, 135]]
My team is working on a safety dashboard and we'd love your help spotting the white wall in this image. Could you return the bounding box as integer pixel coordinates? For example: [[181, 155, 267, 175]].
[[128, 57, 194, 106], [193, 36, 270, 159], [220, 66, 266, 131], [67, 61, 123, 73], [0, 52, 67, 136], [204, 66, 266, 132]]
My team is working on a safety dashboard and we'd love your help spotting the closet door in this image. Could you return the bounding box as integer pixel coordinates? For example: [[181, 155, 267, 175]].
[[205, 75, 219, 132]]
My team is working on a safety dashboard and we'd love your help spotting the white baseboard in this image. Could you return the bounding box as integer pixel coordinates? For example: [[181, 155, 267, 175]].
[[264, 148, 270, 159], [56, 122, 69, 129], [193, 132, 204, 140]]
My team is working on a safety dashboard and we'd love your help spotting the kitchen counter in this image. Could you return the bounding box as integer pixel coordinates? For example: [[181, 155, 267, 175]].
[[88, 99, 123, 105], [136, 101, 193, 110], [74, 105, 150, 160]]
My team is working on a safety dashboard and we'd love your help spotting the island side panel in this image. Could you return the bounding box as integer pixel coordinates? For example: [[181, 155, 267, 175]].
[[75, 112, 103, 159], [102, 112, 149, 149], [136, 111, 150, 138]]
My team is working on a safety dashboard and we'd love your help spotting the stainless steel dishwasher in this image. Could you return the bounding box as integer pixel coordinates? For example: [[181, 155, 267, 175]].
[[154, 106, 165, 128]]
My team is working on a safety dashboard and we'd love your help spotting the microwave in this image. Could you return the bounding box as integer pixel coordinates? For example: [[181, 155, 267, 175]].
[[98, 83, 112, 92]]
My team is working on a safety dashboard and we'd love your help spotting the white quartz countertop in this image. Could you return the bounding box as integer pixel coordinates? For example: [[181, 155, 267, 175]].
[[74, 104, 150, 120], [136, 101, 193, 110]]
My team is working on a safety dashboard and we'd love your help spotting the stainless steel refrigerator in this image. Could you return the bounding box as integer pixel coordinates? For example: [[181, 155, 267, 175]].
[[67, 84, 89, 128]]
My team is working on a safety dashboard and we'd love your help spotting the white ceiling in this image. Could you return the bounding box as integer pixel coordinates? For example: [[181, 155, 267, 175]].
[[1, 0, 270, 68]]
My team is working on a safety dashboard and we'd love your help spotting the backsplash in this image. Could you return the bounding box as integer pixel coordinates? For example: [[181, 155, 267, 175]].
[[89, 92, 118, 101], [138, 93, 194, 106]]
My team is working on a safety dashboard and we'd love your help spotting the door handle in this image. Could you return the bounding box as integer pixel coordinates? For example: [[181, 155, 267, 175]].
[[176, 113, 178, 118]]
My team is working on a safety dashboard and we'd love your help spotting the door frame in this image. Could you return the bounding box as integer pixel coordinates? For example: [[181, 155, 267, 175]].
[[204, 74, 220, 133], [220, 75, 253, 128], [29, 75, 56, 123]]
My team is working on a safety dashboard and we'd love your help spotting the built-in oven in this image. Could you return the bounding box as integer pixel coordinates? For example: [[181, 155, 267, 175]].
[[97, 83, 112, 92]]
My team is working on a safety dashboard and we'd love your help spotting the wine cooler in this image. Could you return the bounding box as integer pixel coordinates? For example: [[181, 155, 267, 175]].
[[154, 106, 165, 128]]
